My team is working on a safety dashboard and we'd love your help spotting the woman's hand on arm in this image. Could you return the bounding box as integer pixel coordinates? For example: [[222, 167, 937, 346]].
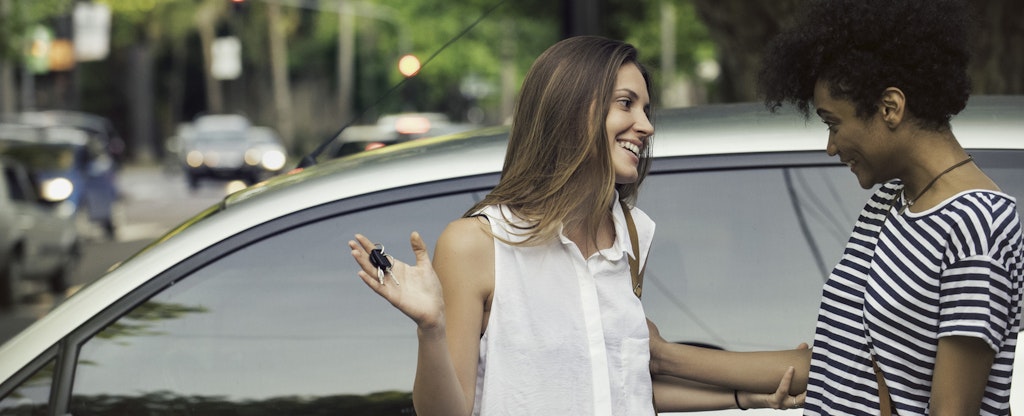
[[652, 367, 804, 412], [929, 335, 995, 416]]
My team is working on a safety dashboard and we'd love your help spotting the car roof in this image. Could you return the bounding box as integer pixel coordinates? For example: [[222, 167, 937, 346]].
[[227, 96, 1024, 209], [1, 96, 1021, 379]]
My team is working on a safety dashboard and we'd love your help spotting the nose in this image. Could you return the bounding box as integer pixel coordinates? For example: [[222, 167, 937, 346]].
[[825, 135, 838, 157], [635, 111, 654, 137]]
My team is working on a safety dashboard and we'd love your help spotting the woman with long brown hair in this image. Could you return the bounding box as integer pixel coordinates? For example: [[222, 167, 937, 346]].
[[350, 36, 802, 415]]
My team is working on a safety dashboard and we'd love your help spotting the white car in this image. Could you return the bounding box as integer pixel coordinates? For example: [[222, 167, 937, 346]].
[[0, 98, 1021, 415], [0, 155, 79, 310]]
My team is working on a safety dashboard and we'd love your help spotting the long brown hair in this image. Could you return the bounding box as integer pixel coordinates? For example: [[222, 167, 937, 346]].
[[466, 36, 653, 246]]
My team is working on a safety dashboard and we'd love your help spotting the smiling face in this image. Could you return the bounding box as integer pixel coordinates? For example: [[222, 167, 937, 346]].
[[813, 80, 896, 189], [607, 63, 653, 185]]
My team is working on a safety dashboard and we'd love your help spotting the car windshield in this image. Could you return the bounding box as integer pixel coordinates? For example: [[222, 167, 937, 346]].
[[196, 130, 246, 142], [0, 142, 76, 171]]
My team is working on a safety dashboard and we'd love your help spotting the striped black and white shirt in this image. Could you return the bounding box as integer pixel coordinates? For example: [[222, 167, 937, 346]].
[[805, 181, 1024, 416]]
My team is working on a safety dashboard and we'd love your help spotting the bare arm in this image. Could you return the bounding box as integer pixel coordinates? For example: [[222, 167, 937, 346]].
[[429, 218, 494, 414], [648, 319, 811, 395], [653, 367, 804, 412], [929, 336, 995, 415], [349, 219, 493, 416]]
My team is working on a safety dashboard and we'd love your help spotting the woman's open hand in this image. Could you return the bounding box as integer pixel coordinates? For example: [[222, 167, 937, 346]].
[[350, 232, 445, 330]]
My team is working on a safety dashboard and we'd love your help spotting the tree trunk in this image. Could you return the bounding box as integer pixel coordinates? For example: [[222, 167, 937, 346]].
[[690, 0, 801, 102], [196, 1, 223, 114], [968, 1, 1024, 94], [127, 43, 156, 161], [0, 0, 16, 112], [337, 1, 355, 125], [267, 2, 294, 149]]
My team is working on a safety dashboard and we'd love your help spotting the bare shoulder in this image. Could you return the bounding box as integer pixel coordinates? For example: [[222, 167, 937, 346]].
[[434, 216, 494, 291], [436, 216, 493, 255]]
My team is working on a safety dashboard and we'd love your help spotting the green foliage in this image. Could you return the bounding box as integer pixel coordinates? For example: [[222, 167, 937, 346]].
[[0, 0, 74, 62], [5, 0, 720, 154], [624, 0, 715, 77]]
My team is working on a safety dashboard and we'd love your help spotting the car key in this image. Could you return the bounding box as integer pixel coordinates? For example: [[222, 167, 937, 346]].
[[369, 244, 398, 285]]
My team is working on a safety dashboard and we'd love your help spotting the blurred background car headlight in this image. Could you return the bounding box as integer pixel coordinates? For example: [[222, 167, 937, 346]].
[[260, 149, 286, 171], [247, 148, 285, 171], [40, 177, 74, 202], [186, 150, 205, 168]]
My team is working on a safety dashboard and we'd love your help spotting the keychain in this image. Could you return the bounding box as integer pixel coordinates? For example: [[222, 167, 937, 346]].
[[369, 244, 399, 286]]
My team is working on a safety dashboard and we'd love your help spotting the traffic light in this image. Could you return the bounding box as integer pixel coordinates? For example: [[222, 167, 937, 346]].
[[398, 54, 421, 77]]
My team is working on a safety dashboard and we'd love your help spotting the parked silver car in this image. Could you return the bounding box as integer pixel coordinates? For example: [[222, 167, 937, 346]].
[[0, 97, 1022, 415], [0, 155, 80, 309]]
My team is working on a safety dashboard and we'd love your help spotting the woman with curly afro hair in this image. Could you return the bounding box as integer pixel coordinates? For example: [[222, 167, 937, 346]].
[[758, 0, 1024, 415]]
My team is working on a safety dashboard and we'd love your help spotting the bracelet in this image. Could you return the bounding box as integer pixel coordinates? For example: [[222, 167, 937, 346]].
[[734, 389, 748, 411]]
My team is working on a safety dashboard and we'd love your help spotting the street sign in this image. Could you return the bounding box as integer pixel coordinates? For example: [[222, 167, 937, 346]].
[[74, 2, 112, 62], [211, 36, 242, 80]]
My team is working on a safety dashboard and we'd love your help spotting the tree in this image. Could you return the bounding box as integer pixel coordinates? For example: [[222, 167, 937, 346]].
[[0, 0, 75, 112], [690, 0, 1024, 102]]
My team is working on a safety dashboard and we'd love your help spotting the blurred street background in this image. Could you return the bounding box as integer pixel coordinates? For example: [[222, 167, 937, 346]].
[[1, 0, 1021, 344], [0, 163, 223, 342]]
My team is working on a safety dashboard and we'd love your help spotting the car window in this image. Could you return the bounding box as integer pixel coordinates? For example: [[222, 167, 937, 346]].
[[1, 144, 76, 171], [640, 164, 871, 351], [0, 358, 56, 415], [2, 164, 32, 202], [641, 151, 1024, 354], [68, 190, 483, 415], [56, 149, 1024, 415]]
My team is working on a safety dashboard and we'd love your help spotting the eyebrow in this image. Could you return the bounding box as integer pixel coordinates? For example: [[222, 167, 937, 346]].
[[615, 88, 640, 99], [815, 108, 833, 118]]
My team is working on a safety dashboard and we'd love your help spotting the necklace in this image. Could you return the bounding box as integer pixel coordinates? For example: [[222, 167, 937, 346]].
[[898, 155, 974, 215]]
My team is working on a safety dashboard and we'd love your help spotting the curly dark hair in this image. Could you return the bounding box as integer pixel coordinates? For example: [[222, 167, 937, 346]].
[[758, 0, 972, 130]]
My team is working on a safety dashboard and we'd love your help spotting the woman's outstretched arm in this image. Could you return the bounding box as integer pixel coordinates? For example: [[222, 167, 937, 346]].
[[653, 368, 804, 412], [350, 218, 493, 415], [648, 319, 812, 395]]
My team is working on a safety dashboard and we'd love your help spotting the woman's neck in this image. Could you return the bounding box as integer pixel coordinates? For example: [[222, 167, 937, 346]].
[[565, 209, 615, 258]]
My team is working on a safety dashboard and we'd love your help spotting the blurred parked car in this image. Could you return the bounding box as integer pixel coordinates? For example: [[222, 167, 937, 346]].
[[0, 155, 79, 309], [0, 122, 119, 239], [326, 112, 480, 158], [0, 97, 1022, 415], [179, 114, 288, 189], [8, 110, 127, 165]]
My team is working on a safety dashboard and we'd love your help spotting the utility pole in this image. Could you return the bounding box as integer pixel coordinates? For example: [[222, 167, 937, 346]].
[[196, 1, 224, 114]]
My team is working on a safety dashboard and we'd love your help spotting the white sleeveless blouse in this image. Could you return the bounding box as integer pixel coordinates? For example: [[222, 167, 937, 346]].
[[471, 202, 656, 415]]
